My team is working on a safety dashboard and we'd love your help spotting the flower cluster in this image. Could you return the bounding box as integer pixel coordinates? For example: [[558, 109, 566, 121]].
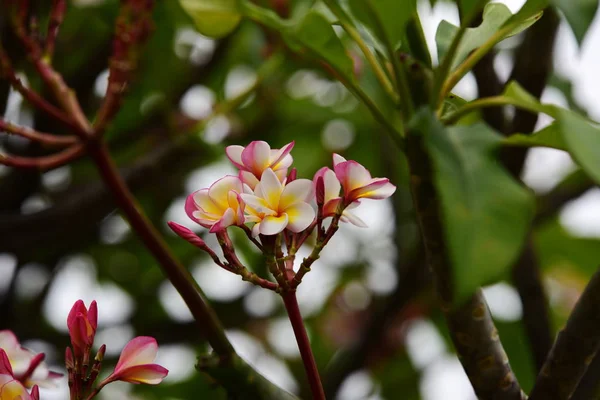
[[172, 140, 395, 291], [0, 301, 168, 400], [0, 330, 61, 400]]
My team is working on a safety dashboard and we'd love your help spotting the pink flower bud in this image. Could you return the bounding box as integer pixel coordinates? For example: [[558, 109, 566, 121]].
[[67, 300, 98, 360]]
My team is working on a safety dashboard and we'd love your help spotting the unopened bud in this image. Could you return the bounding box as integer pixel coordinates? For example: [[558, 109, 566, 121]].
[[168, 221, 207, 249], [315, 176, 325, 207], [288, 168, 297, 183]]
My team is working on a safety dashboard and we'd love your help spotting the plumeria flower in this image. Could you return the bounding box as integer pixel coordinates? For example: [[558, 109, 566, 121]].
[[313, 167, 367, 227], [0, 374, 39, 400], [241, 168, 315, 236], [333, 154, 396, 204], [0, 331, 61, 388], [99, 337, 168, 386], [185, 175, 246, 233], [67, 300, 98, 361], [226, 141, 294, 189]]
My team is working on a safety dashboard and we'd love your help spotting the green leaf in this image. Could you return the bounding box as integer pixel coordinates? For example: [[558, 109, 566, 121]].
[[179, 0, 242, 38], [552, 0, 598, 45], [413, 110, 535, 303], [504, 123, 567, 150], [556, 109, 600, 184], [502, 81, 557, 117], [501, 81, 600, 185], [347, 0, 416, 50], [283, 11, 356, 82], [436, 3, 541, 70]]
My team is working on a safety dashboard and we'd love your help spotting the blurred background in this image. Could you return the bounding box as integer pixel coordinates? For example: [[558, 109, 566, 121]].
[[1, 0, 599, 399]]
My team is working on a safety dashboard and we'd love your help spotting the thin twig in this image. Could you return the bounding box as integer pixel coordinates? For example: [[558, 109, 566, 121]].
[[45, 0, 67, 60], [0, 144, 84, 170], [0, 119, 78, 146]]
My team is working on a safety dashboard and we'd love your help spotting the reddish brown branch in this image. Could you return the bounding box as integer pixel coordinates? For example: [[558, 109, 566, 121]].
[[0, 119, 78, 147], [0, 144, 84, 170], [94, 0, 154, 136], [45, 0, 67, 59]]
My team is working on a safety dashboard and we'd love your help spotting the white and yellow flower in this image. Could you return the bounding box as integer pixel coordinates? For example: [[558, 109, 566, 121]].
[[226, 141, 294, 189], [241, 168, 315, 236]]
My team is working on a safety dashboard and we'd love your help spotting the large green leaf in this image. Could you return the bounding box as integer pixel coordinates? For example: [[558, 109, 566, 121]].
[[557, 109, 600, 184], [551, 0, 598, 44], [436, 3, 541, 70], [347, 0, 416, 50], [413, 110, 535, 303], [179, 0, 242, 38], [283, 11, 356, 82], [501, 82, 600, 185], [504, 123, 567, 150]]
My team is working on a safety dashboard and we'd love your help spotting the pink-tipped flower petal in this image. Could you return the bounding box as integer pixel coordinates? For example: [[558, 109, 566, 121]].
[[225, 145, 245, 169], [185, 176, 245, 231], [102, 337, 168, 386]]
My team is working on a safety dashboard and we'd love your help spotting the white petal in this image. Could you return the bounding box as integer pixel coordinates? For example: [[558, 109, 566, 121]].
[[192, 190, 220, 215], [225, 145, 245, 169], [240, 194, 276, 215], [280, 179, 313, 209], [258, 168, 283, 210], [241, 141, 271, 175], [284, 202, 315, 232], [259, 214, 289, 235], [323, 169, 341, 203], [239, 170, 259, 189], [341, 210, 368, 227], [332, 153, 346, 166], [208, 176, 243, 210], [345, 161, 372, 191]]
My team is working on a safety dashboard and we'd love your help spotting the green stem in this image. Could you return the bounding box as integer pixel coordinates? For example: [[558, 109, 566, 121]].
[[437, 21, 520, 108], [281, 291, 325, 400], [87, 140, 235, 358], [322, 0, 399, 103], [440, 95, 553, 125]]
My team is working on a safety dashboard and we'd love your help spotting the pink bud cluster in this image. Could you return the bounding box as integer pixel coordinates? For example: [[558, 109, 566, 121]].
[[171, 140, 395, 291], [65, 300, 168, 400]]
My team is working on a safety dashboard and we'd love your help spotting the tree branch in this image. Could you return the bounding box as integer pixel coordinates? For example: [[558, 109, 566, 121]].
[[529, 267, 600, 400], [406, 133, 525, 400]]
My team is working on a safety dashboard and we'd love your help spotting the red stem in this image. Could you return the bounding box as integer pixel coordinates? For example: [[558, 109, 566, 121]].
[[86, 140, 235, 359], [281, 291, 325, 400]]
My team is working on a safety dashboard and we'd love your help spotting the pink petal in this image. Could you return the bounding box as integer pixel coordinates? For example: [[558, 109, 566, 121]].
[[0, 350, 13, 376], [208, 176, 243, 211], [342, 161, 372, 192], [241, 141, 271, 176], [88, 301, 98, 330], [115, 337, 158, 372], [280, 179, 313, 210], [257, 169, 283, 210], [110, 364, 169, 385], [283, 202, 315, 232], [322, 197, 342, 217], [31, 385, 39, 400], [67, 301, 85, 332], [348, 179, 396, 201], [209, 208, 236, 233], [239, 170, 259, 189], [186, 190, 219, 222], [269, 141, 295, 170], [259, 214, 289, 235], [225, 145, 245, 169], [332, 153, 346, 166]]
